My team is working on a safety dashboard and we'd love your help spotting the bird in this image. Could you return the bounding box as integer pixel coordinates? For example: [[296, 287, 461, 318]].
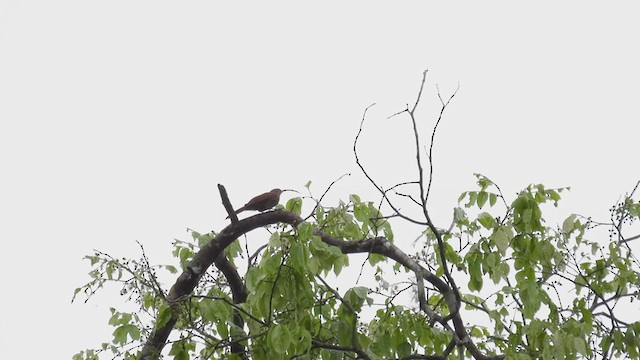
[[227, 188, 283, 218]]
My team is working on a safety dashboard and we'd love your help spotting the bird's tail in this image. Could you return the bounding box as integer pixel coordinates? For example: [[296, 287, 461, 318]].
[[225, 206, 246, 219]]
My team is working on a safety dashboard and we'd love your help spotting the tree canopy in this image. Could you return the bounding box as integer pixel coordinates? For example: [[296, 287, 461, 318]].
[[73, 71, 640, 360]]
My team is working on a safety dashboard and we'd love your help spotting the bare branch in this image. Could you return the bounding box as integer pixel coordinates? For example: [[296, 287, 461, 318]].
[[311, 339, 372, 360], [304, 173, 350, 221], [411, 69, 429, 114], [218, 184, 238, 223], [622, 233, 640, 243], [354, 103, 428, 226], [425, 83, 459, 202], [405, 71, 462, 323]]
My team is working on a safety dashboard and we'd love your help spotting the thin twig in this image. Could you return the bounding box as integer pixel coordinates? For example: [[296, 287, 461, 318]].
[[354, 103, 428, 226], [304, 173, 351, 221]]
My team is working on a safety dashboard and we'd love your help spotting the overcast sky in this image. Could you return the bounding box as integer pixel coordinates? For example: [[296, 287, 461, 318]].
[[1, 2, 639, 358]]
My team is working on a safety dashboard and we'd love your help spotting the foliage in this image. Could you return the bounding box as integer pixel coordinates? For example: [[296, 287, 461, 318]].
[[73, 179, 640, 359], [73, 72, 640, 360]]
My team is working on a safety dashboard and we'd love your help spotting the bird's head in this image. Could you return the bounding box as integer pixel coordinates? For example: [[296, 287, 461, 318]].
[[274, 188, 300, 196]]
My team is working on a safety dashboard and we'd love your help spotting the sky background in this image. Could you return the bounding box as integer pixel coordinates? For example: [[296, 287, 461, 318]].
[[1, 2, 639, 358]]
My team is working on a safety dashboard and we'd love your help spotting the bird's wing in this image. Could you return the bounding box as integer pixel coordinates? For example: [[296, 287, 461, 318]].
[[245, 192, 270, 206]]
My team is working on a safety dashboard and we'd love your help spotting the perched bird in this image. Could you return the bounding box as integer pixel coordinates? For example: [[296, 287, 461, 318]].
[[228, 188, 283, 218]]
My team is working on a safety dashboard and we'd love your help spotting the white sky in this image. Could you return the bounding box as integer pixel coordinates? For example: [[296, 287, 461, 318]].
[[1, 1, 639, 358]]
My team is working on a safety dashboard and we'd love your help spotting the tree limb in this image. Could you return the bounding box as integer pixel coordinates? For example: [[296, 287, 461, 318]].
[[138, 208, 503, 360], [212, 252, 249, 358]]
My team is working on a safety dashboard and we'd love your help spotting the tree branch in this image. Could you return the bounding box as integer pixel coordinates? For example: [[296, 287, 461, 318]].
[[138, 208, 502, 360], [212, 252, 249, 358], [406, 70, 462, 323], [219, 184, 238, 223], [138, 210, 302, 359], [354, 103, 429, 226]]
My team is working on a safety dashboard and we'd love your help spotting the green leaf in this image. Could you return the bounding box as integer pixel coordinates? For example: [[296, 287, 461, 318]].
[[263, 250, 284, 272], [467, 252, 483, 291], [200, 299, 231, 322], [145, 294, 159, 310], [108, 309, 132, 326], [289, 242, 307, 271], [382, 221, 394, 242], [268, 324, 292, 354], [477, 212, 495, 229], [477, 191, 489, 209], [368, 253, 386, 266], [112, 324, 139, 345], [105, 262, 114, 279], [72, 287, 81, 299], [512, 193, 543, 232], [246, 267, 267, 292], [574, 337, 587, 356], [306, 256, 320, 275], [600, 336, 612, 355], [489, 193, 497, 206], [453, 207, 466, 223], [343, 287, 369, 312], [179, 247, 193, 269], [367, 203, 384, 228], [268, 232, 282, 247], [520, 280, 541, 319], [169, 340, 195, 360], [548, 189, 561, 205], [156, 304, 173, 329], [475, 173, 493, 191], [285, 197, 303, 215], [492, 226, 512, 255], [297, 222, 314, 241], [293, 328, 313, 353], [194, 231, 213, 247], [332, 320, 352, 347], [353, 202, 369, 223], [315, 205, 325, 222], [397, 342, 412, 357], [552, 331, 566, 359], [225, 238, 242, 260], [562, 214, 577, 235], [352, 286, 369, 300], [333, 254, 349, 275], [343, 223, 363, 240], [466, 192, 477, 208]]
